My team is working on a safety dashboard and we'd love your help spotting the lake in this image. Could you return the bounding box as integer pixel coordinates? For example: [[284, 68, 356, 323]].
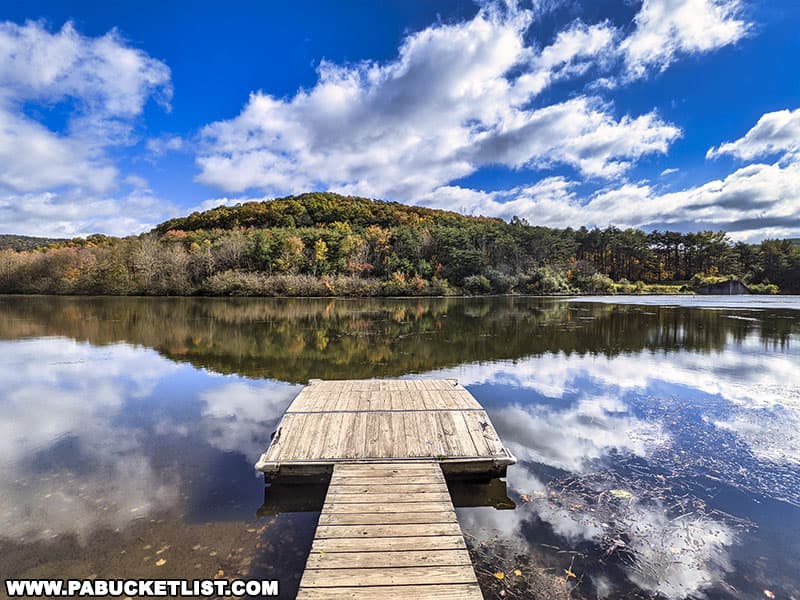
[[1, 295, 798, 599]]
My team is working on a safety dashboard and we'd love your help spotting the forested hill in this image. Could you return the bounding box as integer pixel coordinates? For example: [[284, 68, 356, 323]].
[[0, 234, 65, 251], [154, 193, 502, 233], [1, 192, 798, 296]]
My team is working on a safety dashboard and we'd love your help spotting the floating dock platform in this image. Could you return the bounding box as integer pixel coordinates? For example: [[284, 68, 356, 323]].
[[255, 379, 515, 478]]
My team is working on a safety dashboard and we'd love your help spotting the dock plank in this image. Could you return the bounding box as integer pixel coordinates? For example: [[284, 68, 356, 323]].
[[322, 501, 453, 513], [315, 523, 463, 538], [257, 379, 516, 599], [326, 492, 452, 503], [318, 511, 458, 525], [311, 535, 466, 553], [305, 549, 472, 569], [300, 565, 478, 587], [296, 583, 483, 599], [327, 483, 447, 494], [463, 411, 505, 456], [331, 466, 444, 478]]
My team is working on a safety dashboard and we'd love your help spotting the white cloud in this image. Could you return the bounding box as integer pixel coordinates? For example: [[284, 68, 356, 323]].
[[0, 20, 172, 235], [196, 5, 680, 199], [660, 167, 679, 176], [707, 107, 800, 160], [468, 97, 680, 178], [0, 187, 175, 237], [417, 152, 800, 242], [0, 3, 764, 237], [186, 0, 774, 238], [0, 20, 171, 117], [622, 0, 749, 78], [0, 108, 117, 193], [146, 134, 184, 156], [491, 396, 668, 472], [512, 21, 616, 99]]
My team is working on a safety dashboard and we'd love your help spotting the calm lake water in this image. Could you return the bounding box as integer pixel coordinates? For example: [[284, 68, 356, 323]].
[[1, 295, 799, 599]]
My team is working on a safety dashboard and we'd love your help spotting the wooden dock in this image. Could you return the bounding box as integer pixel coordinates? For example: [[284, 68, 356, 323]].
[[255, 379, 515, 478], [255, 379, 515, 599], [297, 462, 483, 599]]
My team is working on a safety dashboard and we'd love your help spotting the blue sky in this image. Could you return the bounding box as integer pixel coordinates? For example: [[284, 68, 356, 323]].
[[0, 0, 799, 241]]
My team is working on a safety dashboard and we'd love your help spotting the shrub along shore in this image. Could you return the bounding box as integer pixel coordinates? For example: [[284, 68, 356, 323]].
[[1, 193, 797, 296]]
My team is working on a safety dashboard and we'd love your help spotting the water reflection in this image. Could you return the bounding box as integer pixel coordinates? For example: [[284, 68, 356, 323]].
[[0, 336, 307, 595], [1, 295, 799, 599], [1, 295, 798, 382], [0, 340, 180, 543], [434, 345, 800, 597]]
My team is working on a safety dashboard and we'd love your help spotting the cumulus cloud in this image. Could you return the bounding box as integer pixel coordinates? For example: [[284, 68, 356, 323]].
[[146, 134, 184, 156], [622, 0, 749, 78], [0, 20, 171, 116], [0, 2, 763, 237], [185, 0, 777, 238], [467, 97, 679, 178], [0, 186, 175, 237], [417, 152, 800, 242], [0, 20, 172, 235], [707, 107, 800, 160], [0, 108, 117, 193], [196, 5, 679, 199]]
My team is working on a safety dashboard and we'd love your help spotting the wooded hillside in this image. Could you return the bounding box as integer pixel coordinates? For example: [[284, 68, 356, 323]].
[[1, 192, 798, 295]]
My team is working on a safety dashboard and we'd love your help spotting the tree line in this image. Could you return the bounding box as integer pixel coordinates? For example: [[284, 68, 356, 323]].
[[0, 192, 798, 296]]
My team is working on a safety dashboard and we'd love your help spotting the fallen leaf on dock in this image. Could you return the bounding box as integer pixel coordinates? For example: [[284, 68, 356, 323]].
[[155, 558, 166, 567]]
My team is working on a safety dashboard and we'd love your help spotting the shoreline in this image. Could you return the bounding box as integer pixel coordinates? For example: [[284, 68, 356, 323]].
[[0, 291, 790, 299]]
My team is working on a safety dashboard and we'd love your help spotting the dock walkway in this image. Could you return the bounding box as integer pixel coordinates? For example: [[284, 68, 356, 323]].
[[255, 379, 516, 599], [297, 461, 483, 599]]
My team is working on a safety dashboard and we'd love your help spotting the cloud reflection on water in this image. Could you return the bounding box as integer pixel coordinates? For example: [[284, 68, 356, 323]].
[[0, 338, 294, 543], [428, 341, 800, 598], [199, 380, 300, 463], [491, 397, 666, 472], [0, 339, 181, 542], [460, 463, 737, 599], [430, 342, 800, 467]]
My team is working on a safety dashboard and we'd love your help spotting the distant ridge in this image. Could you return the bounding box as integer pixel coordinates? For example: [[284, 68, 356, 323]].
[[0, 234, 65, 251]]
